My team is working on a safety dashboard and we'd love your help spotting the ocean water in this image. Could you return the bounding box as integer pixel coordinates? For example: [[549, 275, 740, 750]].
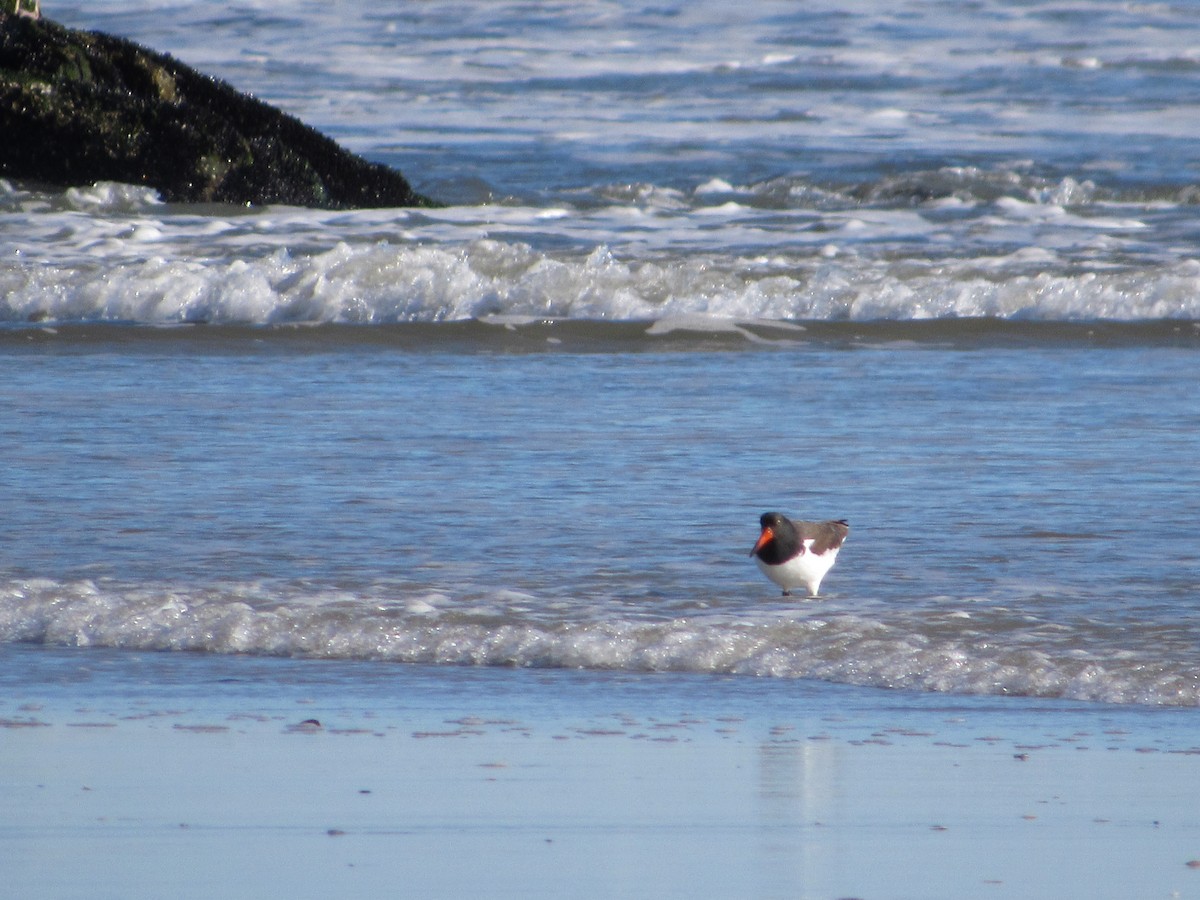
[[2, 0, 1199, 709]]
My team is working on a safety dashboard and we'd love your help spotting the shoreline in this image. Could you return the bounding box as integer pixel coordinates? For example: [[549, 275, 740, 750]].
[[4, 648, 1200, 899]]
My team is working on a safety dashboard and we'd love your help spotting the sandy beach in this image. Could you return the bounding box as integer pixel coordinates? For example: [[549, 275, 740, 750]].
[[2, 647, 1199, 900]]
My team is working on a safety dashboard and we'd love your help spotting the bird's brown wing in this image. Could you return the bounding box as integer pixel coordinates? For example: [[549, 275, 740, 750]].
[[802, 519, 849, 555]]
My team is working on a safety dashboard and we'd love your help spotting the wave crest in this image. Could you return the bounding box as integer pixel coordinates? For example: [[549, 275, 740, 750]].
[[4, 240, 1200, 326], [3, 579, 1197, 707]]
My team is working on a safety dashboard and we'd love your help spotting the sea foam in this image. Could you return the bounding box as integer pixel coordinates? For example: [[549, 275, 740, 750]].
[[2, 579, 1196, 707], [4, 237, 1200, 326]]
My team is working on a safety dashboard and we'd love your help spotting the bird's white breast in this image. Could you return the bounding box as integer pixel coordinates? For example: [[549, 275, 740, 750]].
[[755, 541, 840, 595]]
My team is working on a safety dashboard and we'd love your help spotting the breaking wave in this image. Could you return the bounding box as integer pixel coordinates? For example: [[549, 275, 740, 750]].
[[4, 240, 1200, 327], [2, 579, 1196, 708], [5, 169, 1200, 327]]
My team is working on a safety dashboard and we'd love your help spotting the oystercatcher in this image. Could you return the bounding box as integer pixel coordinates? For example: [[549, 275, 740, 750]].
[[751, 512, 849, 597]]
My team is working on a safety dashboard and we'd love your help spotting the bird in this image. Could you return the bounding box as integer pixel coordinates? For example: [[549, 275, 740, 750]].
[[750, 511, 849, 597]]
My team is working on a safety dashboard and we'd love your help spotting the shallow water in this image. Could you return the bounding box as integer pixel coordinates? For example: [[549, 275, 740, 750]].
[[2, 0, 1199, 707], [1, 327, 1197, 705]]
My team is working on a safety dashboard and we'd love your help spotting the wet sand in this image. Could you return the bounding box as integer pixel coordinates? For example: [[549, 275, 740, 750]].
[[3, 650, 1200, 899]]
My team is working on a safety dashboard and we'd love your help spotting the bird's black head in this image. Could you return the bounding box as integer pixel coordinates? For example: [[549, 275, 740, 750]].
[[760, 511, 786, 530], [751, 511, 798, 562]]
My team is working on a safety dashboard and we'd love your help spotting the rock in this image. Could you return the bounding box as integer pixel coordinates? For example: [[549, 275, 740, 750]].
[[0, 12, 436, 208]]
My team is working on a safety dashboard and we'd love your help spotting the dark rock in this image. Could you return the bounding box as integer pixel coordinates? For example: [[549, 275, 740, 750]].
[[0, 13, 437, 208]]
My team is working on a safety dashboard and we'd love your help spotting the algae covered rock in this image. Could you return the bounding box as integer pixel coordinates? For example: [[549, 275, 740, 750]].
[[0, 12, 435, 208]]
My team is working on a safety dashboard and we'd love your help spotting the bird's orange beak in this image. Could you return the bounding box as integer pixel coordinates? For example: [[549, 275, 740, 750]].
[[750, 526, 774, 556]]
